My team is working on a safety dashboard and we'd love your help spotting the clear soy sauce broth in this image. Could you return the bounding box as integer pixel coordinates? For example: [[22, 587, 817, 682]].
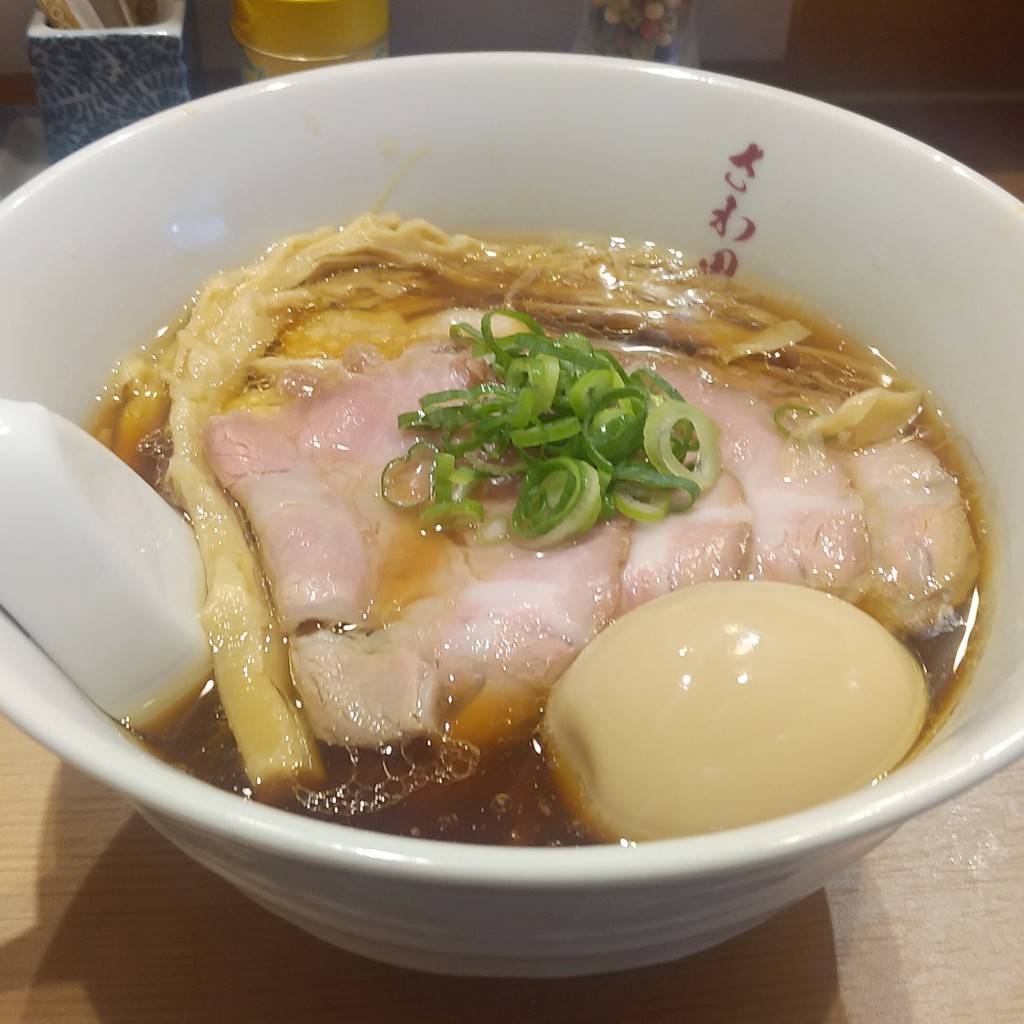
[[102, 228, 988, 846]]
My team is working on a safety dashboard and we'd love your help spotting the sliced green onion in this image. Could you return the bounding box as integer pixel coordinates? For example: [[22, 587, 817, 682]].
[[397, 410, 427, 430], [506, 353, 561, 415], [629, 366, 684, 403], [388, 309, 723, 543], [420, 499, 485, 529], [512, 457, 602, 547], [433, 452, 479, 504], [643, 399, 720, 492], [559, 331, 595, 355], [612, 459, 701, 512], [466, 446, 524, 477], [773, 403, 818, 437], [509, 416, 581, 449], [568, 368, 621, 418], [611, 482, 672, 522], [381, 441, 437, 507], [583, 386, 647, 464]]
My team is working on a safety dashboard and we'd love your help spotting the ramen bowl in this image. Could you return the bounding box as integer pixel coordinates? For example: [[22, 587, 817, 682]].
[[1, 53, 1023, 978]]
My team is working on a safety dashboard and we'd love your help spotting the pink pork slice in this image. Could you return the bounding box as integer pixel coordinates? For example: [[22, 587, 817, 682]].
[[629, 353, 871, 597], [203, 343, 628, 746], [203, 340, 977, 747]]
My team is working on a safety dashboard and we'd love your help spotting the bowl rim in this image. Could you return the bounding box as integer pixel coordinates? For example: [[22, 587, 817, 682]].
[[7, 50, 1021, 222], [3, 50, 1024, 886], [5, 649, 1022, 887]]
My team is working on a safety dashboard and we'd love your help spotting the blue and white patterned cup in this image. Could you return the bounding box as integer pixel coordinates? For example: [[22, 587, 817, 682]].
[[27, 0, 202, 163]]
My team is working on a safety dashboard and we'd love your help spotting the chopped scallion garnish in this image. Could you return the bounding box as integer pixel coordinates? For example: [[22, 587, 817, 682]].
[[380, 310, 722, 545], [773, 403, 819, 437]]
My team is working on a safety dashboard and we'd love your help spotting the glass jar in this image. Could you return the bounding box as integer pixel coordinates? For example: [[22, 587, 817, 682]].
[[575, 0, 699, 65], [232, 0, 389, 80]]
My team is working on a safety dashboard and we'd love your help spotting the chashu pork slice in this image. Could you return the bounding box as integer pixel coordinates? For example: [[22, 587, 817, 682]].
[[203, 335, 979, 747], [622, 353, 871, 598], [289, 522, 627, 747], [204, 343, 484, 630], [203, 341, 628, 747], [841, 437, 979, 636], [619, 470, 752, 611]]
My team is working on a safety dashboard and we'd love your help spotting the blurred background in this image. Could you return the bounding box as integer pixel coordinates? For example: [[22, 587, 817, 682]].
[[2, 0, 793, 75], [1, 0, 1022, 195], [2, 0, 1021, 89]]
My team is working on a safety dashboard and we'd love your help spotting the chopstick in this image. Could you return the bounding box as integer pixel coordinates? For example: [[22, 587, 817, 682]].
[[36, 0, 100, 30]]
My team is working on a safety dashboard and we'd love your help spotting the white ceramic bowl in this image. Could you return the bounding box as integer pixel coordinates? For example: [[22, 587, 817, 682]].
[[1, 53, 1023, 978]]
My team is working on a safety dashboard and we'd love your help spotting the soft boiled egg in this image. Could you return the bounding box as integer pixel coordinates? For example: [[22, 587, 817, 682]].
[[543, 581, 928, 841]]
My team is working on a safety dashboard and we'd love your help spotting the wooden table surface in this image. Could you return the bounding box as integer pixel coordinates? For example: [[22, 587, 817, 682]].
[[3, 97, 1024, 1023], [2, 712, 1023, 1023]]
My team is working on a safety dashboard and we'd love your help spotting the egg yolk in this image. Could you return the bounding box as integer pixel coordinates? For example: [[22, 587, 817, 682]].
[[543, 581, 928, 841]]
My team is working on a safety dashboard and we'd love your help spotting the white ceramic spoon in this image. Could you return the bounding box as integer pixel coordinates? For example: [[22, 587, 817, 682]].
[[0, 398, 210, 722]]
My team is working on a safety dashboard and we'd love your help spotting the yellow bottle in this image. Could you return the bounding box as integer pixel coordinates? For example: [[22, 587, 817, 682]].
[[232, 0, 389, 80]]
